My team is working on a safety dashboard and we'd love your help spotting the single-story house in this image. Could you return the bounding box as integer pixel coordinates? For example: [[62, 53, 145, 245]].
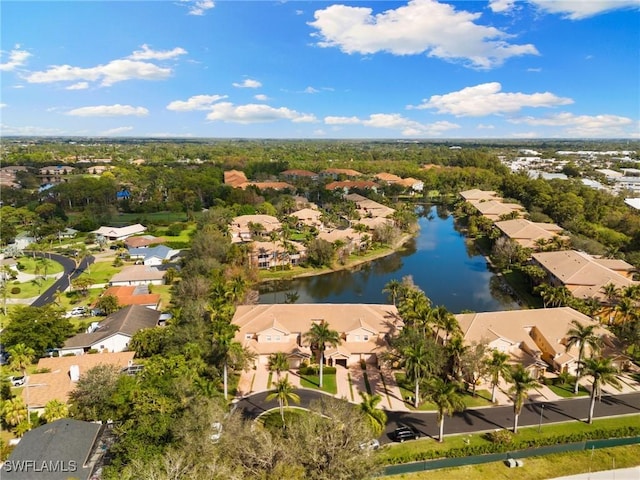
[[60, 305, 161, 355], [92, 223, 146, 241], [57, 227, 78, 240], [109, 265, 166, 286], [320, 168, 362, 180], [98, 285, 161, 310], [1, 419, 112, 480], [459, 189, 500, 202], [468, 199, 525, 221], [224, 169, 249, 187], [232, 303, 403, 369], [124, 235, 164, 248], [127, 244, 179, 266]]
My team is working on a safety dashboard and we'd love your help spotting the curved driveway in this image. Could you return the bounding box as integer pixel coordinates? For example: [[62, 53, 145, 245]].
[[29, 252, 94, 307], [236, 390, 640, 444]]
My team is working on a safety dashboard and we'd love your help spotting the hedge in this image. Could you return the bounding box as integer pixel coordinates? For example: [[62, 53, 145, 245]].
[[299, 365, 336, 375]]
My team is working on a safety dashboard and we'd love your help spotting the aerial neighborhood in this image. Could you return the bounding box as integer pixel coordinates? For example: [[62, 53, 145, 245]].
[[0, 139, 639, 479]]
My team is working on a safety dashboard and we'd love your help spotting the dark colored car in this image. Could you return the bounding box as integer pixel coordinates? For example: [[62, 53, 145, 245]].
[[393, 425, 420, 442]]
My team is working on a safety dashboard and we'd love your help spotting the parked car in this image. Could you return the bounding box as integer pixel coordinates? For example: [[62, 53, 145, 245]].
[[65, 306, 87, 318], [8, 376, 25, 387], [393, 425, 420, 443]]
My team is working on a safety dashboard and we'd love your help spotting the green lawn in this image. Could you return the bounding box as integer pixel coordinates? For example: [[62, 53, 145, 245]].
[[15, 256, 64, 275], [547, 382, 589, 398], [384, 445, 640, 480], [80, 261, 121, 284], [154, 223, 197, 243], [5, 277, 57, 299], [300, 373, 337, 395], [259, 408, 308, 431]]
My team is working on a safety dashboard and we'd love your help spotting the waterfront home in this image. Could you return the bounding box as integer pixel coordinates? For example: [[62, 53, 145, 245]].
[[250, 240, 306, 269], [494, 219, 566, 250], [230, 214, 282, 243], [459, 189, 500, 202], [467, 199, 525, 221]]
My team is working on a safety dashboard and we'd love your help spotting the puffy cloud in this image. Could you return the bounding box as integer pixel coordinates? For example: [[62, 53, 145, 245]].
[[527, 1, 639, 19], [205, 102, 317, 124], [489, 0, 516, 13], [0, 47, 31, 71], [309, 0, 538, 69], [67, 104, 149, 117], [25, 59, 172, 86], [166, 94, 228, 111], [510, 112, 634, 136], [324, 113, 459, 136], [254, 94, 269, 101], [129, 44, 187, 60], [66, 82, 89, 90], [411, 82, 573, 116], [0, 103, 6, 109], [102, 126, 134, 135], [232, 78, 262, 88], [185, 0, 215, 16]]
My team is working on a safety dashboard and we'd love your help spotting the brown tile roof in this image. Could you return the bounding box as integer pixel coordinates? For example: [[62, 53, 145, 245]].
[[326, 180, 378, 191], [224, 169, 248, 187], [321, 168, 362, 177], [469, 199, 524, 220], [124, 235, 164, 248], [281, 169, 318, 177], [241, 181, 294, 191], [494, 219, 564, 249], [110, 265, 166, 283], [375, 172, 402, 183], [460, 189, 499, 201], [100, 286, 161, 308]]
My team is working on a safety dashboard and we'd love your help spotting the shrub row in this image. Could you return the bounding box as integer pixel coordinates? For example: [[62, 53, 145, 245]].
[[299, 366, 336, 375], [383, 426, 640, 465], [165, 241, 191, 249]]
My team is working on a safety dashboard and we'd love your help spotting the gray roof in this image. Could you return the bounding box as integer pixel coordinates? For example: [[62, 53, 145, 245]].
[[2, 419, 102, 480], [128, 244, 173, 260], [63, 305, 160, 349]]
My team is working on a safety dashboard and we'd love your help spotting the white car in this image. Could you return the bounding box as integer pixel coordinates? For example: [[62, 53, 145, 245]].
[[8, 376, 25, 387], [359, 439, 380, 451], [65, 306, 87, 318]]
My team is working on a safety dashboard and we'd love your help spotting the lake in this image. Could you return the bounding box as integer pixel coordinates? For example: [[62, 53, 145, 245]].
[[259, 205, 519, 313]]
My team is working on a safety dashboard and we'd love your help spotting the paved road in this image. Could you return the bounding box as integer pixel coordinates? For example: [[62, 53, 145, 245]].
[[235, 390, 640, 444], [28, 252, 94, 307]]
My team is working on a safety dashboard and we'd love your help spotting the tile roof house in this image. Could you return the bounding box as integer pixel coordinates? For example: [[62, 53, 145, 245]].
[[375, 172, 403, 183], [396, 177, 424, 192], [531, 250, 638, 302], [345, 193, 396, 219], [1, 419, 112, 480], [453, 307, 617, 377], [92, 223, 146, 241], [21, 352, 136, 412], [494, 219, 566, 249], [459, 189, 500, 202], [241, 181, 294, 191], [124, 234, 164, 248], [280, 169, 319, 181], [468, 199, 525, 221], [326, 180, 378, 194], [230, 214, 282, 243], [320, 168, 362, 179], [60, 305, 161, 355], [224, 169, 248, 187], [109, 265, 166, 286], [99, 285, 161, 310], [250, 240, 306, 269], [232, 304, 403, 368], [127, 244, 180, 266], [291, 207, 324, 230]]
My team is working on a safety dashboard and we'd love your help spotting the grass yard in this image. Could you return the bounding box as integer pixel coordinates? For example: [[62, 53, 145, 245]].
[[5, 277, 57, 299], [547, 382, 590, 398], [384, 445, 640, 480], [259, 408, 308, 431], [395, 373, 493, 411], [300, 373, 338, 395], [80, 261, 121, 284], [502, 269, 544, 308], [15, 256, 64, 275]]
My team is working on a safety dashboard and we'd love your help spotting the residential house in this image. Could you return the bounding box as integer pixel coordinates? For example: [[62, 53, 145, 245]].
[[452, 307, 619, 377], [494, 219, 565, 250], [21, 352, 136, 413], [92, 223, 146, 241], [109, 265, 166, 286], [375, 172, 403, 184], [241, 181, 294, 191], [291, 207, 324, 230], [230, 214, 282, 243], [11, 232, 36, 251], [396, 177, 424, 193], [468, 199, 525, 221], [280, 169, 319, 181], [99, 285, 161, 310], [250, 240, 306, 269], [459, 189, 500, 202], [60, 305, 161, 355], [224, 169, 248, 187], [127, 244, 179, 266], [320, 168, 362, 180], [124, 234, 164, 248], [326, 180, 378, 194], [318, 227, 366, 252], [1, 419, 114, 480], [57, 227, 78, 240], [532, 250, 638, 302], [232, 304, 403, 368], [345, 193, 395, 219], [38, 166, 75, 185]]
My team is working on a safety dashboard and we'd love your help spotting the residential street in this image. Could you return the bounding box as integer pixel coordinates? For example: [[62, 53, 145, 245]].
[[29, 252, 94, 307]]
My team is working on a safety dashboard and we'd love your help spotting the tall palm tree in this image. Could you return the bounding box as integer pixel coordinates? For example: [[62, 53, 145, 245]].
[[446, 335, 468, 380], [382, 279, 402, 306], [43, 399, 69, 423], [266, 377, 300, 423], [565, 320, 601, 394], [303, 320, 341, 388], [428, 378, 465, 442], [2, 397, 27, 427], [509, 365, 538, 433], [580, 357, 622, 424], [7, 343, 35, 379], [213, 324, 254, 400], [485, 350, 511, 403], [268, 352, 289, 381], [403, 341, 430, 408], [359, 392, 387, 437]]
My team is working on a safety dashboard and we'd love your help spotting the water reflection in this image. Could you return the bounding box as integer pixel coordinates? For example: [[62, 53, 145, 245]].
[[259, 205, 519, 313]]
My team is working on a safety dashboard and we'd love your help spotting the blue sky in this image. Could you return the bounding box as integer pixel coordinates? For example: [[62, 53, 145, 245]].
[[1, 0, 638, 139]]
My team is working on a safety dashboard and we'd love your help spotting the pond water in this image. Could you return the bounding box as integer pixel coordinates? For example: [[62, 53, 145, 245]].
[[259, 205, 519, 313]]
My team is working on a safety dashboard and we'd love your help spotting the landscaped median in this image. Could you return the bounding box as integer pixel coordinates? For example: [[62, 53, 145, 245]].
[[377, 415, 640, 466]]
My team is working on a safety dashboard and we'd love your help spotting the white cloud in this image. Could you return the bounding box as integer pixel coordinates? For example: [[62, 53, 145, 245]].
[[67, 104, 149, 117], [0, 103, 6, 109], [206, 102, 317, 124], [411, 82, 573, 116], [0, 47, 31, 71], [166, 94, 228, 111], [304, 86, 320, 94], [66, 82, 89, 90], [129, 44, 187, 60], [489, 0, 516, 13], [527, 67, 542, 72], [476, 123, 495, 129], [182, 0, 215, 16], [510, 112, 635, 137], [25, 59, 172, 86], [527, 1, 639, 20], [232, 78, 262, 88], [309, 0, 538, 69], [324, 113, 459, 136], [102, 126, 134, 135], [254, 94, 269, 101], [0, 124, 62, 135]]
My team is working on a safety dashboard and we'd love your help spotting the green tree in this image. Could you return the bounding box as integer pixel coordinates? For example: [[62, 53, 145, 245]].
[[565, 320, 601, 394], [266, 377, 300, 423], [382, 279, 402, 306], [212, 323, 255, 400], [268, 352, 289, 381], [580, 357, 622, 424], [358, 392, 387, 437], [2, 397, 27, 428], [303, 320, 341, 388], [403, 341, 431, 408], [305, 238, 334, 267], [95, 294, 120, 315], [427, 378, 465, 442], [68, 364, 121, 421], [7, 343, 35, 379], [43, 399, 69, 423], [485, 350, 511, 403], [509, 365, 538, 433]]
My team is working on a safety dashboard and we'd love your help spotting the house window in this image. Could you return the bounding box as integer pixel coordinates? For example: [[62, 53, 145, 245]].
[[363, 335, 369, 341], [245, 334, 253, 340], [274, 336, 281, 342], [266, 336, 271, 342], [354, 335, 360, 341]]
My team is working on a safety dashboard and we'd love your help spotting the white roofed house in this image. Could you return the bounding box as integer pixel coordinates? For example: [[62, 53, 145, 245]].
[[92, 223, 146, 241], [109, 265, 166, 286], [128, 244, 180, 266]]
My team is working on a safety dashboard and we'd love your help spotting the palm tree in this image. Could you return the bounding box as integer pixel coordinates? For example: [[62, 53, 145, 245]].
[[2, 397, 27, 427], [213, 324, 254, 400], [580, 357, 622, 424], [359, 392, 387, 437], [303, 320, 341, 388], [382, 279, 402, 306], [268, 352, 289, 381], [403, 341, 430, 408], [485, 350, 511, 403], [565, 320, 601, 394], [428, 378, 465, 442], [43, 399, 69, 423], [266, 377, 300, 423], [509, 365, 538, 433], [446, 335, 468, 380], [7, 343, 35, 379]]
